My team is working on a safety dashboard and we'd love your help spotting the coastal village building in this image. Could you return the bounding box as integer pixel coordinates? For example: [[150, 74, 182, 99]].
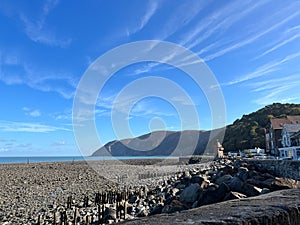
[[281, 124, 300, 147], [266, 115, 300, 159], [216, 140, 224, 158]]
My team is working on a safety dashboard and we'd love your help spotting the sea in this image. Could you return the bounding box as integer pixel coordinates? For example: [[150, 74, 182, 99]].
[[0, 156, 175, 164]]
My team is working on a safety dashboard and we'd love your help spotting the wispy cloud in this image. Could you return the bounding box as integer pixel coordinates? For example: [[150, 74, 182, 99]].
[[248, 74, 300, 92], [51, 141, 66, 146], [126, 1, 158, 36], [155, 1, 205, 41], [138, 1, 158, 31], [225, 51, 300, 85], [96, 93, 177, 120], [22, 107, 42, 117], [249, 75, 300, 105], [20, 0, 71, 47], [130, 100, 176, 118], [255, 30, 300, 59], [201, 2, 300, 61], [183, 1, 266, 49], [0, 120, 70, 133], [0, 55, 77, 99]]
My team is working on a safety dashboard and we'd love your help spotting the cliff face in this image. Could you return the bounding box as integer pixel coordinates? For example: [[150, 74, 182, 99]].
[[92, 130, 214, 157]]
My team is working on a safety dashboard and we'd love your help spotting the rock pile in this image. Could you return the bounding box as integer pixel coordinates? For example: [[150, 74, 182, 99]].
[[123, 159, 300, 218]]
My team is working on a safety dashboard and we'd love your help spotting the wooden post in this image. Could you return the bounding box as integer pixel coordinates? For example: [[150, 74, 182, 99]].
[[85, 215, 91, 225], [101, 204, 105, 224], [60, 211, 67, 225], [95, 192, 100, 205], [116, 201, 120, 219], [97, 204, 101, 224], [64, 211, 67, 224], [67, 196, 72, 209], [84, 196, 89, 207], [73, 208, 78, 224], [37, 214, 41, 225], [53, 211, 57, 225]]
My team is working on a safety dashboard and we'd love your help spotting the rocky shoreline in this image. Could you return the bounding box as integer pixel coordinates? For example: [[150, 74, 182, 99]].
[[0, 158, 299, 224]]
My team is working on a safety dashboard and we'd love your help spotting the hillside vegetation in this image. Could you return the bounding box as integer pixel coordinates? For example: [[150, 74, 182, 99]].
[[222, 103, 300, 151]]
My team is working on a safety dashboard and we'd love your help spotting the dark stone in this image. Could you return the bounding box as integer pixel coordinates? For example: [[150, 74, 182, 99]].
[[149, 204, 163, 216], [136, 206, 149, 217], [222, 165, 237, 175], [180, 183, 201, 203], [164, 195, 177, 205], [126, 204, 134, 215], [237, 167, 249, 181], [271, 177, 300, 190], [191, 175, 204, 184], [104, 207, 116, 221], [224, 191, 247, 201], [229, 177, 261, 197], [128, 195, 138, 204], [162, 200, 185, 213], [198, 183, 230, 206], [215, 174, 232, 185]]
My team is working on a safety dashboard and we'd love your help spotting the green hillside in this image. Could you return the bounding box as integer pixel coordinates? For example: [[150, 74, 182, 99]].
[[223, 103, 300, 151]]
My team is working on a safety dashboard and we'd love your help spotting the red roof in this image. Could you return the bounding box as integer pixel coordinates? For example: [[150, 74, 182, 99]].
[[270, 118, 291, 130], [270, 115, 300, 130], [287, 115, 300, 124]]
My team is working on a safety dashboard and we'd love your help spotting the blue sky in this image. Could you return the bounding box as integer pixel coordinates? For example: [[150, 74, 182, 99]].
[[1, 0, 300, 156]]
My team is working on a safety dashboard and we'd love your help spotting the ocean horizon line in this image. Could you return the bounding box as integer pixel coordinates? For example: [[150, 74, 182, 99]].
[[0, 155, 179, 164]]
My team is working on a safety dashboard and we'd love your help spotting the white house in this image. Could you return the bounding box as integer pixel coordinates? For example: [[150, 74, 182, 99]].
[[281, 124, 300, 147]]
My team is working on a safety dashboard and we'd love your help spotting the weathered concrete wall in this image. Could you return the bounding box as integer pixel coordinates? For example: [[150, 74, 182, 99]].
[[240, 159, 300, 180], [118, 189, 300, 225]]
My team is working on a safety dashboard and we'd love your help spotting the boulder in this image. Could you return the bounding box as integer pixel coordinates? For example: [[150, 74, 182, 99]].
[[222, 165, 237, 175], [198, 183, 230, 206], [215, 174, 232, 185], [128, 195, 138, 204], [136, 206, 149, 217], [104, 207, 116, 221], [271, 177, 300, 190], [149, 204, 163, 216], [237, 167, 249, 181], [162, 200, 185, 213], [191, 175, 204, 184], [261, 188, 271, 194], [224, 191, 247, 201], [229, 177, 261, 197], [180, 183, 201, 203], [247, 177, 300, 191]]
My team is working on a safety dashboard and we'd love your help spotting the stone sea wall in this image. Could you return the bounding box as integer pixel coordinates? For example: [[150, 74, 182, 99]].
[[240, 159, 300, 180]]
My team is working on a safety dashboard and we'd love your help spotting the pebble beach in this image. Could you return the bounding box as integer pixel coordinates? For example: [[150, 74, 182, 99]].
[[0, 158, 200, 224]]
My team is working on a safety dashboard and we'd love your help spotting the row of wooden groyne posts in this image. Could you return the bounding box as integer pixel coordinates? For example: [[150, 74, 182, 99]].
[[37, 170, 178, 225], [38, 189, 141, 225]]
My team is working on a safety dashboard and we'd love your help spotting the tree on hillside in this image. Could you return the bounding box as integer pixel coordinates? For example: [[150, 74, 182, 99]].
[[222, 103, 300, 152]]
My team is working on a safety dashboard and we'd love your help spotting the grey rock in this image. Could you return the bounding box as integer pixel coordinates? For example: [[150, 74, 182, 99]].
[[215, 174, 232, 185], [261, 188, 271, 194], [238, 167, 249, 181], [162, 200, 185, 213], [180, 183, 201, 203], [224, 191, 247, 201], [191, 175, 204, 184], [149, 204, 163, 216]]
